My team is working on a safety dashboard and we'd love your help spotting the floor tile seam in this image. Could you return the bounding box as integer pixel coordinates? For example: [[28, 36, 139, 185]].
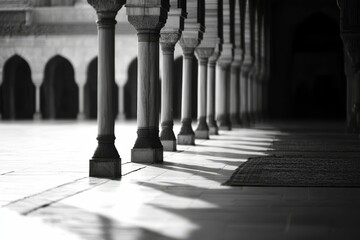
[[4, 176, 110, 216]]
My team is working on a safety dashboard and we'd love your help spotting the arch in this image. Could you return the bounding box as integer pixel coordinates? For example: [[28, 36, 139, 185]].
[[173, 56, 198, 119], [0, 55, 35, 119], [41, 55, 79, 119], [124, 57, 138, 119], [291, 12, 345, 119], [84, 57, 119, 119]]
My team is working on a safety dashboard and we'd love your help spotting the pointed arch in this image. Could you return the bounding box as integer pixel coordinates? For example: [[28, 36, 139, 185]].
[[0, 55, 35, 119], [41, 55, 79, 119]]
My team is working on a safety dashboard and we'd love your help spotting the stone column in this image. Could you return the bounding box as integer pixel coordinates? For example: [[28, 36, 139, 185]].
[[160, 34, 179, 151], [88, 0, 124, 178], [215, 0, 234, 131], [230, 0, 243, 128], [32, 73, 43, 120], [216, 62, 231, 130], [195, 48, 213, 139], [230, 58, 242, 127], [178, 42, 197, 145], [127, 1, 169, 162], [207, 51, 220, 135], [177, 0, 204, 145], [338, 0, 360, 133], [240, 0, 254, 126], [159, 1, 186, 151]]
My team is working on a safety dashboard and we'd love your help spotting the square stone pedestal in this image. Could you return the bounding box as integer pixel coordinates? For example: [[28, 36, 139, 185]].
[[131, 148, 163, 163], [89, 158, 121, 178], [219, 125, 231, 131], [209, 127, 219, 135], [177, 134, 195, 145], [161, 140, 177, 152], [195, 130, 209, 139]]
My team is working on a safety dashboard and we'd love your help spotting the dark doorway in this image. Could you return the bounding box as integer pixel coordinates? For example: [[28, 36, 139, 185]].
[[291, 12, 345, 119], [124, 57, 137, 119], [41, 55, 79, 119], [173, 56, 198, 119], [84, 57, 119, 119], [0, 55, 35, 119]]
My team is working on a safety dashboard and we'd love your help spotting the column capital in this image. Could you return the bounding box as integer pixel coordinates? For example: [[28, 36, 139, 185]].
[[126, 0, 169, 33], [160, 32, 181, 52], [179, 37, 199, 56], [87, 0, 125, 19], [195, 47, 213, 63]]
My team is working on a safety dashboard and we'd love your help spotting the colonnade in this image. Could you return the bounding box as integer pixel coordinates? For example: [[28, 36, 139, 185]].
[[87, 0, 270, 178]]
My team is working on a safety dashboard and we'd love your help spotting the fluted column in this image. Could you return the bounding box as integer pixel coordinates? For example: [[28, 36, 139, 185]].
[[195, 48, 213, 139], [88, 0, 124, 178], [127, 0, 169, 162]]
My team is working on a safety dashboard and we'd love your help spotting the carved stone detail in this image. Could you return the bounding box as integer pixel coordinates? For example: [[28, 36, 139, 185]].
[[160, 32, 181, 52], [195, 47, 214, 61], [126, 1, 169, 32], [179, 37, 200, 55], [87, 0, 125, 18]]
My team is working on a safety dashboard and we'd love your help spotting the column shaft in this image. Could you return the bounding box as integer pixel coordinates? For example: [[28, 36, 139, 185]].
[[89, 16, 121, 178], [207, 59, 218, 135], [132, 32, 163, 163], [178, 53, 195, 145], [195, 58, 209, 139], [98, 27, 115, 135], [216, 64, 231, 130], [230, 65, 241, 126], [160, 45, 176, 151], [240, 70, 249, 126]]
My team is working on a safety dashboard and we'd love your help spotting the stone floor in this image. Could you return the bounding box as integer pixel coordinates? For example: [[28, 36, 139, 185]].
[[1, 120, 360, 240]]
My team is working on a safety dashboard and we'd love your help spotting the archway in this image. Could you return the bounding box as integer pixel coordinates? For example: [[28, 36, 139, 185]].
[[84, 57, 119, 119], [291, 12, 345, 119], [124, 57, 137, 119], [0, 55, 35, 119], [41, 55, 79, 119], [173, 56, 198, 119]]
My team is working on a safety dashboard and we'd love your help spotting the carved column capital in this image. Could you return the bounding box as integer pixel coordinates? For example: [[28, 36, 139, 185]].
[[126, 0, 169, 34], [195, 47, 214, 64], [179, 37, 200, 56], [87, 0, 125, 19], [160, 32, 181, 53]]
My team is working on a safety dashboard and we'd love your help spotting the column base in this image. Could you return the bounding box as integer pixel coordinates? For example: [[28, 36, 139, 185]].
[[209, 126, 219, 135], [161, 140, 177, 152], [131, 148, 163, 163], [195, 130, 209, 139], [177, 134, 195, 145], [219, 125, 231, 131], [240, 113, 251, 127], [230, 114, 242, 128], [89, 158, 121, 178]]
